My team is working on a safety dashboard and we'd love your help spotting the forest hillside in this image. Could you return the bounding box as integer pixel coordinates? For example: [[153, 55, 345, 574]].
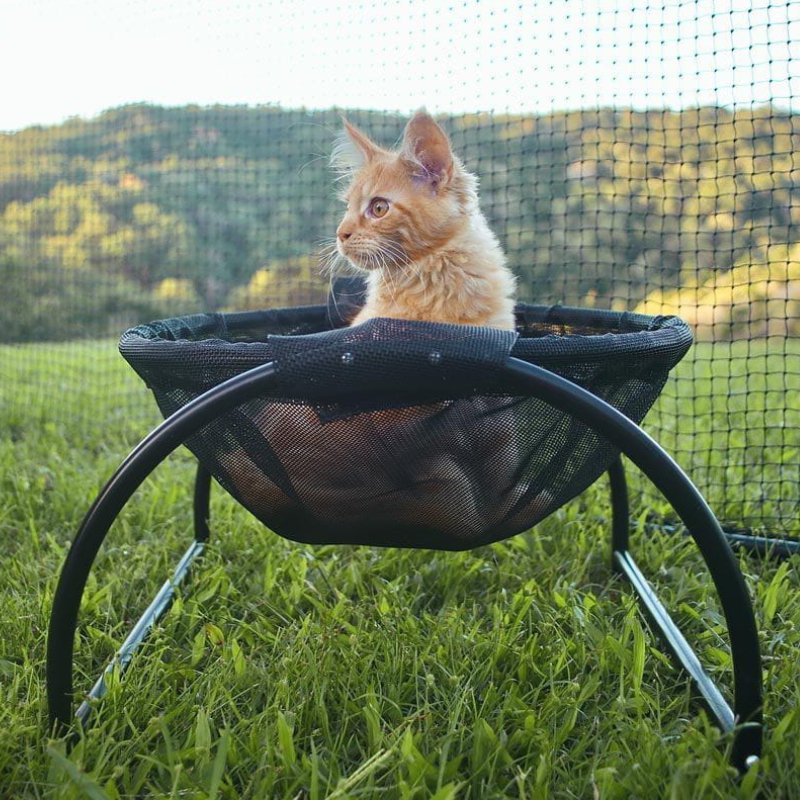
[[2, 104, 798, 341]]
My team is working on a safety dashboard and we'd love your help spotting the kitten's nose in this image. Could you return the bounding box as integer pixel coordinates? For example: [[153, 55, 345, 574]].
[[337, 225, 352, 242]]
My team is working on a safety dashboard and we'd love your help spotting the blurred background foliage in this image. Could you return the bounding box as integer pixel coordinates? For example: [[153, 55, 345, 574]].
[[1, 103, 798, 341]]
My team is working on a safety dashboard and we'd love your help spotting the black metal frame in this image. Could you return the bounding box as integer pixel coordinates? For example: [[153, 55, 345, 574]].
[[46, 357, 763, 772]]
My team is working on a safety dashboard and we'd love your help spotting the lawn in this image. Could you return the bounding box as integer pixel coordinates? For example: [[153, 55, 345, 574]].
[[0, 339, 798, 798]]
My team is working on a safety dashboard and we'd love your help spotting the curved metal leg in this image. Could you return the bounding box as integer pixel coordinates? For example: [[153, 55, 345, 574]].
[[504, 358, 762, 772], [47, 362, 279, 732]]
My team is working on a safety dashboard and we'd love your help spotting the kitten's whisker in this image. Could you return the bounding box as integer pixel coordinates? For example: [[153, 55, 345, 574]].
[[316, 236, 352, 278], [382, 256, 399, 307], [297, 153, 328, 176], [317, 247, 337, 274], [319, 249, 350, 278], [365, 244, 392, 279], [317, 249, 338, 264], [371, 240, 405, 268], [371, 246, 387, 271], [376, 242, 402, 260]]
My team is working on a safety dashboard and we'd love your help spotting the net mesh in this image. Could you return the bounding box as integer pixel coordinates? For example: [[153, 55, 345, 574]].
[[1, 1, 797, 537], [119, 293, 692, 549]]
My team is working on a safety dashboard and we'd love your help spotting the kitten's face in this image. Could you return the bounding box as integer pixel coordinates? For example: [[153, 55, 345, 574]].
[[334, 113, 467, 271]]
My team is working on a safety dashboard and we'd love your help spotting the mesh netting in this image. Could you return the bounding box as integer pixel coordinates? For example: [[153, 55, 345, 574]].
[[119, 286, 691, 549], [1, 1, 798, 537]]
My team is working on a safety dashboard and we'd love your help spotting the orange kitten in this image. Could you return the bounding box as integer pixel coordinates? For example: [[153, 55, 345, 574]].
[[226, 115, 539, 544], [332, 111, 517, 330]]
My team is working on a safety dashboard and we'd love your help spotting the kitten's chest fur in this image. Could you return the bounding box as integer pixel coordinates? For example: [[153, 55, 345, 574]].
[[352, 213, 517, 331]]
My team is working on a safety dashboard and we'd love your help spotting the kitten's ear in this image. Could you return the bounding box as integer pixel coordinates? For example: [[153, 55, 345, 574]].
[[401, 111, 454, 190], [331, 118, 382, 174]]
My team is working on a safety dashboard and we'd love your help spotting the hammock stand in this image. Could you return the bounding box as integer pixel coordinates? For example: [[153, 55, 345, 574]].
[[46, 287, 763, 772]]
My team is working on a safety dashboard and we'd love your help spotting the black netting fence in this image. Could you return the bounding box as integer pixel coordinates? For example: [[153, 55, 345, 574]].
[[1, 1, 797, 536]]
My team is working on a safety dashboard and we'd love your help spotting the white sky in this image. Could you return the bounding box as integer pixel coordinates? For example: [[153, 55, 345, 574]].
[[1, 0, 797, 132]]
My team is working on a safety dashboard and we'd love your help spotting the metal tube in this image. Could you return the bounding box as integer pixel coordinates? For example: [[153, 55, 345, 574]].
[[613, 549, 736, 732], [74, 539, 206, 725], [723, 530, 800, 559], [636, 519, 799, 560]]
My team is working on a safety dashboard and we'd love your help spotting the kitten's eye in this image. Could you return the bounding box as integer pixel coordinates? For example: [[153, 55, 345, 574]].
[[367, 197, 390, 218]]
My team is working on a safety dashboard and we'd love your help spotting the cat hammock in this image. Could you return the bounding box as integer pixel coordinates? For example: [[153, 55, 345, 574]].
[[46, 280, 762, 771]]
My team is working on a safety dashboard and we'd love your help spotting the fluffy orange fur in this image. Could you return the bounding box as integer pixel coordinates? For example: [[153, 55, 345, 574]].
[[332, 111, 517, 330]]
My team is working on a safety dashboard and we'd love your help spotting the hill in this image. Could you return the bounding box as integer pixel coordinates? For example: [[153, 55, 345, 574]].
[[1, 103, 798, 341], [637, 243, 800, 340]]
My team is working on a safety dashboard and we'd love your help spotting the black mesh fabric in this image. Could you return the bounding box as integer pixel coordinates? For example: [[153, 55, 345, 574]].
[[119, 284, 692, 550]]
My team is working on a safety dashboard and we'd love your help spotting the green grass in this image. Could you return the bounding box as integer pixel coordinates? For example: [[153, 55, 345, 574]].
[[1, 340, 799, 798]]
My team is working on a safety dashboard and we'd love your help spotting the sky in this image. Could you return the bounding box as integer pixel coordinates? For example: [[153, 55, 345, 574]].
[[1, 0, 797, 132]]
